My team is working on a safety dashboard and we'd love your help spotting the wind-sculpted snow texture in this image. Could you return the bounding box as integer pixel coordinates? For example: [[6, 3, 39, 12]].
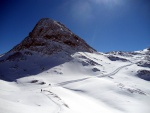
[[0, 18, 150, 113]]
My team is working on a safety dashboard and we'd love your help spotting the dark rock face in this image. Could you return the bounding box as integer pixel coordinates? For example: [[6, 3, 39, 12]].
[[137, 70, 150, 81], [137, 61, 150, 68], [106, 51, 133, 57], [6, 52, 25, 61], [107, 55, 128, 62], [92, 68, 100, 72], [11, 18, 96, 55]]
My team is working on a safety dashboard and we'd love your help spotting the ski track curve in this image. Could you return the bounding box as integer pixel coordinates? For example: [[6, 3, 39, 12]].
[[55, 63, 134, 86], [97, 63, 133, 78], [0, 62, 136, 113]]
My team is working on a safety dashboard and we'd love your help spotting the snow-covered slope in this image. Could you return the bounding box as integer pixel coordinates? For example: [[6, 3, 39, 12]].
[[0, 18, 150, 113]]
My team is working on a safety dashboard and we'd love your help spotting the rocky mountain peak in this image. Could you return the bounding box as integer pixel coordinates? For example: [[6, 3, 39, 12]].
[[29, 18, 72, 38], [11, 18, 96, 55]]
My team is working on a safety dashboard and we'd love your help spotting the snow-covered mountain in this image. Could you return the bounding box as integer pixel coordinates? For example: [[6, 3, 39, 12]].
[[11, 18, 95, 54], [0, 18, 95, 81], [0, 18, 150, 113]]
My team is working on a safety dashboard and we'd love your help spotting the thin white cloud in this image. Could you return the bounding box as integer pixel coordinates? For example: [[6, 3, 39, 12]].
[[67, 0, 94, 23], [72, 1, 93, 20], [90, 0, 122, 5], [64, 0, 123, 23]]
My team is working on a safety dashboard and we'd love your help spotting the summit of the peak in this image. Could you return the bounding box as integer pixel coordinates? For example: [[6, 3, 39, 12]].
[[9, 18, 96, 55], [29, 18, 72, 38], [34, 18, 64, 29]]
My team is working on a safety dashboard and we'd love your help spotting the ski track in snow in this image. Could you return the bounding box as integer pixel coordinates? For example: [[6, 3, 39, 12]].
[[41, 91, 61, 113], [55, 63, 134, 86], [13, 62, 130, 113], [0, 50, 149, 113], [18, 83, 68, 113], [98, 63, 133, 78], [0, 61, 139, 113]]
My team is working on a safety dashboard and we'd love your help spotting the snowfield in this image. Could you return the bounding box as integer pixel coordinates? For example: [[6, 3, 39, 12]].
[[0, 50, 150, 113]]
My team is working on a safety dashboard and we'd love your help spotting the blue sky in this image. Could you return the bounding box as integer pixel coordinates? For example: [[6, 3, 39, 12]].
[[0, 0, 150, 54]]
